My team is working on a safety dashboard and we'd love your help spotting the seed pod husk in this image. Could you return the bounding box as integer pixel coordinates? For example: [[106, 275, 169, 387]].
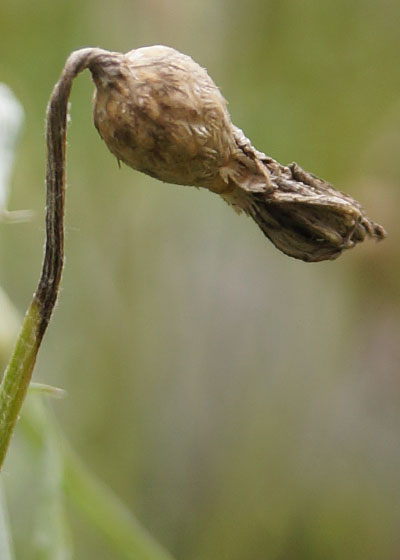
[[86, 46, 386, 262]]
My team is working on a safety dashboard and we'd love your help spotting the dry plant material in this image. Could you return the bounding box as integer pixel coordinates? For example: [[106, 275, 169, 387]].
[[0, 45, 387, 469], [88, 45, 386, 262]]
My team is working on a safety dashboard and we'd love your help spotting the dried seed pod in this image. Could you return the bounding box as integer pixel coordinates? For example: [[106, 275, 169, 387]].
[[86, 45, 386, 262]]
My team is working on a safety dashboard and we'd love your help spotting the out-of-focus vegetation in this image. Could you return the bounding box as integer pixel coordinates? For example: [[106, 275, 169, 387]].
[[0, 1, 399, 559]]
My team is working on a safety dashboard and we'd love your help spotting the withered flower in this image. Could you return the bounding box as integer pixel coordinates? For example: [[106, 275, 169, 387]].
[[85, 45, 385, 262], [0, 45, 388, 471]]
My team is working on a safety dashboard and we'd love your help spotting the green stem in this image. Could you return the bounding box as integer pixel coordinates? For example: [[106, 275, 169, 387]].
[[0, 48, 101, 470], [0, 302, 41, 467]]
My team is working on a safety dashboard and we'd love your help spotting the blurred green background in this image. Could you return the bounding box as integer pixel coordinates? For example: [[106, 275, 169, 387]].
[[1, 0, 399, 558]]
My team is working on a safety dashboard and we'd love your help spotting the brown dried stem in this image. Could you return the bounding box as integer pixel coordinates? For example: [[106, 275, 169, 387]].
[[0, 48, 102, 469]]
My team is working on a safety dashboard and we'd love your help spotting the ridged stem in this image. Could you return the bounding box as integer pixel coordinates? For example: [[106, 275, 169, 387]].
[[0, 48, 104, 470]]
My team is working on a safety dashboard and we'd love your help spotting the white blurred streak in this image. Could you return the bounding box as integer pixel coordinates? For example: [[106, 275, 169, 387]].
[[0, 84, 32, 222], [0, 479, 16, 560], [0, 286, 20, 365]]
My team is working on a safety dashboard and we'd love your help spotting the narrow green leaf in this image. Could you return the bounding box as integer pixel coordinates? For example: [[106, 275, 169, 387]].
[[29, 383, 67, 399], [63, 446, 175, 560], [31, 400, 73, 560], [20, 397, 175, 560]]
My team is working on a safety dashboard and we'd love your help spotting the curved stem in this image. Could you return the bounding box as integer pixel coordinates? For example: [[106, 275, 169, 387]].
[[0, 48, 102, 470]]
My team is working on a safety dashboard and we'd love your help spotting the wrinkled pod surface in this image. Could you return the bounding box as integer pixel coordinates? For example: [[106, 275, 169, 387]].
[[80, 45, 385, 262]]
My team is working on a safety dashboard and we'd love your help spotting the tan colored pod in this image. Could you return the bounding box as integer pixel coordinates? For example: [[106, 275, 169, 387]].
[[86, 46, 386, 262]]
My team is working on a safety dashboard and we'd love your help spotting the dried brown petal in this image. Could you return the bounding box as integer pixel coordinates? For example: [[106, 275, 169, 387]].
[[86, 46, 386, 262]]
